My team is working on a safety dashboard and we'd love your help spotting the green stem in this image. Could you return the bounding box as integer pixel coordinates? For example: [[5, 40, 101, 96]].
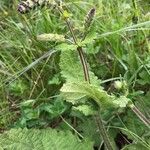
[[57, 3, 113, 149], [131, 0, 150, 126], [77, 47, 90, 82], [132, 0, 138, 10], [130, 104, 150, 128], [132, 0, 138, 24], [95, 110, 114, 150], [64, 19, 90, 82], [57, 4, 90, 83], [65, 19, 78, 45]]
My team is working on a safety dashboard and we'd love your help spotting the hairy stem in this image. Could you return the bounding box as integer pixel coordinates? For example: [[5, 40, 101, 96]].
[[131, 0, 150, 126], [65, 19, 78, 45], [63, 10, 113, 150], [77, 47, 90, 82], [57, 3, 113, 149], [57, 5, 90, 83], [65, 19, 90, 82], [95, 111, 114, 150], [130, 104, 150, 128]]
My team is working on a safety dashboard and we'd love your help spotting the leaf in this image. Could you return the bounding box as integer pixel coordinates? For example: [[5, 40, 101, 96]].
[[0, 128, 93, 150], [122, 110, 150, 138], [60, 49, 85, 82], [113, 96, 130, 108], [59, 49, 100, 86], [122, 143, 150, 150], [22, 108, 39, 120], [77, 118, 101, 147], [59, 44, 130, 109], [61, 82, 116, 108], [39, 98, 68, 118], [81, 30, 97, 46], [127, 51, 139, 72], [73, 105, 96, 116], [37, 33, 66, 42], [136, 91, 150, 116], [8, 80, 27, 96], [56, 43, 77, 51], [20, 100, 39, 120], [138, 70, 150, 85], [48, 74, 61, 85]]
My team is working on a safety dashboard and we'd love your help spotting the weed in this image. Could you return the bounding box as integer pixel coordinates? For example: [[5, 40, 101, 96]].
[[0, 0, 150, 149]]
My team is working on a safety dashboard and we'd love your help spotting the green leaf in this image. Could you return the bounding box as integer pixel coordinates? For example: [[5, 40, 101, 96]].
[[56, 43, 77, 51], [61, 82, 116, 108], [60, 49, 85, 82], [59, 49, 100, 86], [123, 110, 149, 138], [0, 128, 93, 150], [48, 74, 61, 85], [77, 118, 101, 147], [39, 98, 68, 118], [135, 91, 150, 117], [113, 96, 130, 108], [22, 108, 39, 120], [122, 143, 150, 150], [138, 70, 150, 85], [73, 104, 96, 116], [0, 146, 3, 150], [81, 30, 97, 46], [8, 80, 27, 96], [20, 100, 39, 120], [37, 33, 65, 42]]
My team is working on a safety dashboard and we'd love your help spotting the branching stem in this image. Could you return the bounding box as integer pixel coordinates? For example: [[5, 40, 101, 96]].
[[57, 4, 113, 150], [56, 4, 90, 83], [65, 20, 90, 82], [17, 1, 150, 149], [57, 3, 115, 149]]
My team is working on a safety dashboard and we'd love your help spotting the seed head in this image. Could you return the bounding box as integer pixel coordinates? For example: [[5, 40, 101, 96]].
[[84, 8, 96, 29]]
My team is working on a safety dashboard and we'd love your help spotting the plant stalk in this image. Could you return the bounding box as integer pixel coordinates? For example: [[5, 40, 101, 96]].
[[77, 47, 90, 82], [132, 0, 138, 24], [64, 19, 90, 82], [131, 0, 150, 127], [95, 111, 114, 150], [57, 3, 113, 149], [130, 104, 150, 128], [64, 11, 113, 150], [57, 5, 90, 83]]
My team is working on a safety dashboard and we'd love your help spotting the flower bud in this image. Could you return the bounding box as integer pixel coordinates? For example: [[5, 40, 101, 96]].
[[114, 81, 123, 90]]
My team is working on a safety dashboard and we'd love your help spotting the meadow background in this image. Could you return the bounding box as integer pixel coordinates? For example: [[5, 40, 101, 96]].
[[0, 0, 150, 149]]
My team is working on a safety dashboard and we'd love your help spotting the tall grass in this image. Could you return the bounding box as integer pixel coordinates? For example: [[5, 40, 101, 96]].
[[0, 0, 149, 149]]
